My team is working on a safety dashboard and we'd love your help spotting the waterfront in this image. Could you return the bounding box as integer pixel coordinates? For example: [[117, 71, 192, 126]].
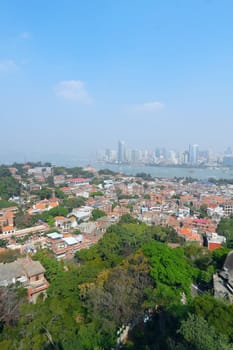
[[54, 160, 233, 180]]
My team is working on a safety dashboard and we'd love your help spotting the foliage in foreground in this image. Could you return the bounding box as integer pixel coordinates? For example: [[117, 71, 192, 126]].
[[0, 216, 232, 349]]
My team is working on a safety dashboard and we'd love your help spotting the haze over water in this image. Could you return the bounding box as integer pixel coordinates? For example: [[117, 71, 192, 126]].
[[55, 160, 233, 180]]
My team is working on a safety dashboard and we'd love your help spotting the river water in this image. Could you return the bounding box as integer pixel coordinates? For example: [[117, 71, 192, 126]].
[[54, 160, 233, 180]]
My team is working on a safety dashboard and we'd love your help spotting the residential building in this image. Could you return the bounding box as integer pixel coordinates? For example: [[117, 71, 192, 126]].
[[206, 232, 226, 250], [0, 258, 49, 303], [46, 232, 100, 260]]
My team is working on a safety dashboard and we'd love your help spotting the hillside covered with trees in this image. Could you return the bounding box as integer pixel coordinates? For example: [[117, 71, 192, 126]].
[[0, 215, 232, 349]]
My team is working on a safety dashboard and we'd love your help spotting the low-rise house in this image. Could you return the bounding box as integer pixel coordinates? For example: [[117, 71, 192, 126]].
[[54, 175, 65, 185], [66, 178, 90, 187], [46, 232, 83, 259], [0, 225, 16, 235], [207, 205, 224, 219], [0, 224, 49, 241], [54, 216, 77, 231], [68, 206, 92, 222], [60, 187, 73, 195], [28, 198, 59, 215], [0, 258, 49, 303], [8, 167, 18, 175], [181, 217, 216, 233], [178, 227, 202, 244], [46, 232, 101, 259], [28, 166, 52, 177], [95, 216, 112, 234], [0, 207, 18, 229], [178, 208, 190, 218], [29, 183, 41, 192], [206, 232, 226, 250], [78, 222, 97, 235]]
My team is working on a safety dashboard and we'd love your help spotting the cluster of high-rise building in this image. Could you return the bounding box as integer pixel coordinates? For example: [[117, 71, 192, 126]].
[[97, 141, 231, 167]]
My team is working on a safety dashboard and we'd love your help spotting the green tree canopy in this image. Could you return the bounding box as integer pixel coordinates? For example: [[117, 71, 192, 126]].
[[0, 167, 21, 200], [143, 241, 196, 305], [31, 187, 53, 200], [63, 196, 86, 211], [217, 217, 233, 247], [179, 313, 232, 350], [91, 209, 106, 221]]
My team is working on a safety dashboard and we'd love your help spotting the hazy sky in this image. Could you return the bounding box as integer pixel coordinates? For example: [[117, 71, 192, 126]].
[[1, 0, 233, 162]]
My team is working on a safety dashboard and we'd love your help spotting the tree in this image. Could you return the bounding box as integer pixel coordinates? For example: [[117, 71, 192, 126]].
[[136, 173, 153, 181], [90, 191, 104, 198], [112, 202, 118, 211], [15, 212, 34, 229], [47, 215, 55, 227], [0, 239, 7, 248], [97, 232, 121, 266], [91, 178, 103, 186], [31, 187, 53, 200], [119, 214, 138, 224], [53, 166, 67, 175], [217, 217, 233, 247], [88, 254, 153, 329], [98, 169, 117, 176], [91, 209, 106, 221], [0, 166, 11, 177], [38, 206, 68, 223], [0, 200, 18, 209], [0, 169, 21, 200], [47, 175, 54, 187], [63, 196, 86, 211], [73, 229, 82, 235], [144, 194, 150, 200], [212, 247, 230, 270], [67, 167, 93, 178], [192, 294, 233, 342], [55, 188, 66, 199], [143, 242, 196, 305], [179, 314, 232, 350], [0, 249, 20, 263], [0, 285, 27, 327], [199, 204, 208, 218]]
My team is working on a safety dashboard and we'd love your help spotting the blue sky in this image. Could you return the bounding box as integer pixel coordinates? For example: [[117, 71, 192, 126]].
[[1, 0, 233, 162]]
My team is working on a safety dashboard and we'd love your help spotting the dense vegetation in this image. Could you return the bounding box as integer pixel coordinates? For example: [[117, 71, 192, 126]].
[[217, 217, 233, 248], [0, 216, 232, 349], [0, 166, 20, 200]]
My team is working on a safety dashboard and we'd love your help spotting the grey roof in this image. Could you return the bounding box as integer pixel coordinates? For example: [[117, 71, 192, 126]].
[[22, 260, 45, 277], [47, 232, 63, 239], [0, 260, 23, 285], [0, 259, 45, 285], [62, 236, 79, 246]]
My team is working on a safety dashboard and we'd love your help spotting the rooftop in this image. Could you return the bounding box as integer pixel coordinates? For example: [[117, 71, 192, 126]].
[[47, 232, 63, 240], [62, 237, 80, 245]]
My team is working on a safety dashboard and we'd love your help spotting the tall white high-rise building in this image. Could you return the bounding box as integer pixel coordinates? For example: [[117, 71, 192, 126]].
[[118, 140, 126, 163], [188, 144, 199, 165]]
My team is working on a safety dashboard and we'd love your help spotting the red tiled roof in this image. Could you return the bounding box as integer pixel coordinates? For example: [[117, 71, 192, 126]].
[[69, 178, 89, 183]]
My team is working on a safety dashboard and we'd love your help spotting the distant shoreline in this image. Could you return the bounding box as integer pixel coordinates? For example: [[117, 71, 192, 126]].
[[96, 161, 232, 170], [60, 161, 233, 180]]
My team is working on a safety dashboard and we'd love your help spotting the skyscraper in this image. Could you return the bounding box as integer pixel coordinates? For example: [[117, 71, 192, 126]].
[[188, 144, 199, 165], [118, 140, 126, 163]]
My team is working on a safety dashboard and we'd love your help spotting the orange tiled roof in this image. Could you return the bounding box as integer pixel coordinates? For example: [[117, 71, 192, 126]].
[[180, 227, 193, 236], [2, 225, 15, 231], [54, 216, 66, 220]]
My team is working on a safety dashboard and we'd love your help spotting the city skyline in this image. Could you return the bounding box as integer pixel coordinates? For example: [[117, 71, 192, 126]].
[[1, 1, 233, 162], [100, 140, 233, 167]]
